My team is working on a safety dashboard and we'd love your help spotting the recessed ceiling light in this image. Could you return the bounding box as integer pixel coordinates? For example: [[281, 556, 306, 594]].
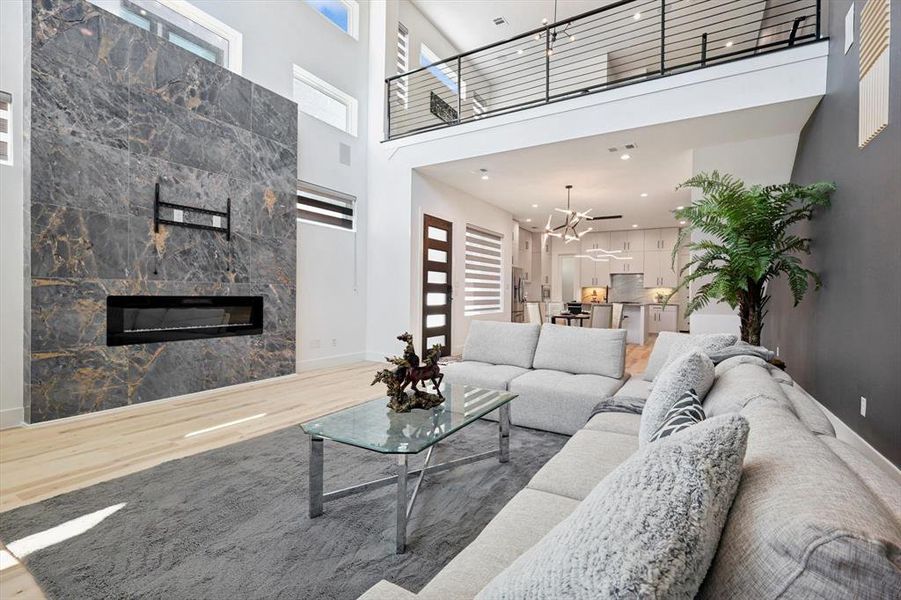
[[479, 168, 489, 180], [525, 218, 532, 222], [676, 205, 684, 210], [640, 192, 648, 197], [620, 153, 631, 160], [531, 203, 539, 208], [725, 40, 734, 48], [541, 17, 548, 24], [633, 12, 641, 20], [679, 220, 687, 225], [534, 33, 541, 41], [569, 34, 576, 42], [631, 224, 639, 228], [517, 48, 524, 55]]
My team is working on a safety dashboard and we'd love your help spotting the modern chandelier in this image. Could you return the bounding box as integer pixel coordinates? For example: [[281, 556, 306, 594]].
[[544, 185, 592, 244]]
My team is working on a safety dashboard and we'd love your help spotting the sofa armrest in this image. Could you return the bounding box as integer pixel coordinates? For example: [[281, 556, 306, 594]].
[[357, 580, 417, 600]]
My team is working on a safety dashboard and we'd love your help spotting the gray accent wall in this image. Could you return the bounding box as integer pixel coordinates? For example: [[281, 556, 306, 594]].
[[29, 0, 297, 422], [764, 0, 900, 466]]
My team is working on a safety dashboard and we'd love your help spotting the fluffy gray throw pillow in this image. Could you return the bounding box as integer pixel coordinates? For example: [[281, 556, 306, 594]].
[[653, 333, 737, 380], [476, 414, 750, 600], [639, 350, 715, 445]]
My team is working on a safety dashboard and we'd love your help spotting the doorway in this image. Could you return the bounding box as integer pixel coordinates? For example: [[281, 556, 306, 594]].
[[422, 214, 453, 357], [560, 255, 577, 302]]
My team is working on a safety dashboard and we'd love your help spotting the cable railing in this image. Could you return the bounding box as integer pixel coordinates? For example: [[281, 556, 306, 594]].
[[385, 0, 824, 140]]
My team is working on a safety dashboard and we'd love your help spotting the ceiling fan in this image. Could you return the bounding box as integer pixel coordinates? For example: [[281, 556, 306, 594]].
[[544, 185, 622, 244]]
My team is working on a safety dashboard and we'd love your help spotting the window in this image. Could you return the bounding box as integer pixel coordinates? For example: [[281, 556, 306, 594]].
[[292, 65, 358, 136], [396, 22, 410, 109], [88, 0, 242, 73], [464, 226, 503, 316], [420, 43, 461, 96], [305, 0, 359, 39], [0, 91, 11, 166], [297, 180, 355, 231]]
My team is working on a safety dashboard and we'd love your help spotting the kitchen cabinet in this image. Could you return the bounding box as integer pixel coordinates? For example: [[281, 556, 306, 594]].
[[539, 234, 551, 285], [579, 257, 610, 287], [643, 250, 679, 288], [610, 229, 644, 252], [580, 231, 612, 253], [611, 252, 644, 274], [648, 305, 678, 333], [643, 228, 679, 253]]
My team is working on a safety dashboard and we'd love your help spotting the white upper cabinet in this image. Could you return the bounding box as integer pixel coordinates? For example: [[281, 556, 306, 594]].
[[579, 231, 611, 253], [612, 252, 644, 274], [610, 230, 643, 252], [643, 228, 680, 253], [580, 257, 611, 287], [644, 250, 679, 288]]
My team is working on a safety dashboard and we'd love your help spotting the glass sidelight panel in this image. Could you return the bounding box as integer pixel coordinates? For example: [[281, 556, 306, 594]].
[[427, 270, 447, 284], [426, 293, 447, 306], [427, 248, 447, 263], [427, 226, 447, 242], [426, 335, 445, 348], [426, 314, 446, 328]]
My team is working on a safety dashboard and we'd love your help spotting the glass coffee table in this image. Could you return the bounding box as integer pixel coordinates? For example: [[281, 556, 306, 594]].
[[300, 383, 517, 553]]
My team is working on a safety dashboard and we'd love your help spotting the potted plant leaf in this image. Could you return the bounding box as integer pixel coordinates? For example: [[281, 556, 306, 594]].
[[670, 171, 835, 345]]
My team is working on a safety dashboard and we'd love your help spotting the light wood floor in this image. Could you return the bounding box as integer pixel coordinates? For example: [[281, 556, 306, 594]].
[[0, 342, 652, 599]]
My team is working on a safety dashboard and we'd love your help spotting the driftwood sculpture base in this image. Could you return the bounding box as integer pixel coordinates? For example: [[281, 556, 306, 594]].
[[386, 389, 445, 413]]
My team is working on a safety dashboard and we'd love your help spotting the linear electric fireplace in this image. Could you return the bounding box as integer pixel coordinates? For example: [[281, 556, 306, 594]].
[[107, 296, 264, 346]]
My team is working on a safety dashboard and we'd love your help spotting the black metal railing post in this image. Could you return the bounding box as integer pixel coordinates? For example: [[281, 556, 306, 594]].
[[545, 25, 551, 102], [660, 0, 666, 75], [788, 16, 805, 46], [385, 80, 391, 139], [701, 33, 708, 67], [456, 56, 462, 123], [815, 0, 821, 40]]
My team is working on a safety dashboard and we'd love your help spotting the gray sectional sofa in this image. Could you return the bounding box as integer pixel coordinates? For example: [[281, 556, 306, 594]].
[[441, 321, 629, 435], [360, 326, 901, 599]]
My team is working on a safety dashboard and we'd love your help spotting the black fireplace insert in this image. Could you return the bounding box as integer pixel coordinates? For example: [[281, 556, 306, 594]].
[[107, 295, 264, 346]]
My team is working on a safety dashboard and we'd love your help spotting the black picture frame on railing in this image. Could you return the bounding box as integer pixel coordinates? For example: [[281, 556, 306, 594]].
[[430, 91, 459, 125]]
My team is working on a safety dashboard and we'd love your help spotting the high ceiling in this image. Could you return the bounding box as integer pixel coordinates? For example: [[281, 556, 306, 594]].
[[417, 99, 821, 232], [410, 0, 613, 54]]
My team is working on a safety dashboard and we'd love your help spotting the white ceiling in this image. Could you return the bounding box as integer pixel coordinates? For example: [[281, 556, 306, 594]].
[[410, 0, 614, 54], [417, 99, 820, 232]]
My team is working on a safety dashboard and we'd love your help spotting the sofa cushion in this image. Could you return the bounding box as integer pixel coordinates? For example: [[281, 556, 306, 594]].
[[508, 369, 628, 435], [612, 376, 653, 400], [781, 383, 835, 436], [818, 435, 901, 524], [643, 332, 736, 381], [417, 488, 580, 600], [441, 361, 529, 391], [649, 388, 705, 443], [703, 362, 795, 418], [477, 415, 749, 600], [462, 321, 541, 369], [531, 324, 626, 378], [698, 400, 901, 599], [527, 429, 638, 501], [583, 412, 641, 436], [639, 351, 715, 445]]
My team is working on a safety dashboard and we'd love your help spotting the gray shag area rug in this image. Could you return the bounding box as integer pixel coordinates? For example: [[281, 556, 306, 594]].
[[0, 420, 567, 599]]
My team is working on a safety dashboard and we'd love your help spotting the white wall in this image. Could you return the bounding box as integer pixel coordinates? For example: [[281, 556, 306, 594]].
[[411, 172, 514, 355], [0, 0, 27, 428], [190, 0, 371, 369], [688, 133, 801, 336]]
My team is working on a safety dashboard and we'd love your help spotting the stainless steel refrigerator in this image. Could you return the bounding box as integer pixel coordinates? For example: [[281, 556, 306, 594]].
[[511, 267, 525, 323]]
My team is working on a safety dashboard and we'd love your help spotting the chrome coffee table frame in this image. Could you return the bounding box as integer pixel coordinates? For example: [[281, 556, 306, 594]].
[[306, 401, 511, 554]]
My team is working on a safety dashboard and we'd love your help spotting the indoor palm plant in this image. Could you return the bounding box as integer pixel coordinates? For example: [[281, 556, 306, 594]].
[[670, 171, 835, 345]]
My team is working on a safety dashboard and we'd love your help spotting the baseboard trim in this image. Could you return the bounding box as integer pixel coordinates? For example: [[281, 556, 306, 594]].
[[0, 406, 25, 429], [9, 373, 301, 431], [810, 395, 901, 484], [297, 352, 368, 372]]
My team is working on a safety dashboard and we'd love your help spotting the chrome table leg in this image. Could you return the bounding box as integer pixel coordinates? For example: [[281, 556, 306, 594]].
[[499, 403, 511, 463], [396, 454, 408, 554], [309, 435, 324, 518]]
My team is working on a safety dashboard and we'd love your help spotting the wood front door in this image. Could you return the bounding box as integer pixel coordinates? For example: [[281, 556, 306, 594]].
[[422, 214, 452, 357]]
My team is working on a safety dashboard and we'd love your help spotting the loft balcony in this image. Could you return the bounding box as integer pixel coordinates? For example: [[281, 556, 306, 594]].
[[385, 0, 825, 140]]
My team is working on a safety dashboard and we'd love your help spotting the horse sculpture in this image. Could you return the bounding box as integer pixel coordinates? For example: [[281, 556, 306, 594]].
[[372, 333, 445, 413]]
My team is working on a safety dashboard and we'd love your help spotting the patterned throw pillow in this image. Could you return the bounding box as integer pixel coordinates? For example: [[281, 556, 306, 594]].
[[650, 388, 705, 442]]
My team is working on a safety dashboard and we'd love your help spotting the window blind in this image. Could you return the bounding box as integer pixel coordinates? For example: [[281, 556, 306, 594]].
[[297, 180, 355, 231], [0, 91, 11, 165], [464, 226, 503, 316], [396, 22, 409, 108]]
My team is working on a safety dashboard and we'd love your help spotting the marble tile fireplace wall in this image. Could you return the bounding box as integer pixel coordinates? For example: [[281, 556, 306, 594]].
[[28, 0, 298, 422]]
